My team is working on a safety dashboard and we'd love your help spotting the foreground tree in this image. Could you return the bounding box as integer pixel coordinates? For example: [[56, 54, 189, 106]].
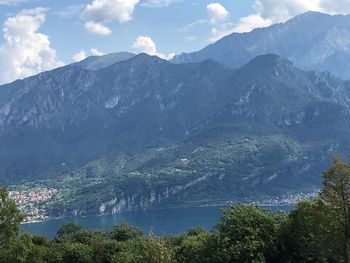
[[175, 227, 214, 263], [282, 199, 341, 262], [135, 237, 174, 263], [0, 187, 30, 262], [56, 221, 83, 240], [0, 187, 24, 248], [322, 155, 350, 263], [107, 223, 143, 242], [214, 204, 282, 263]]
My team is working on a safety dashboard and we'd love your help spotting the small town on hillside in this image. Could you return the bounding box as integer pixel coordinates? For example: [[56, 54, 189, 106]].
[[9, 188, 59, 223]]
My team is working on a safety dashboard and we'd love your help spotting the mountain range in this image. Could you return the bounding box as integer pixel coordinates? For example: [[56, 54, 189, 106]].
[[1, 11, 350, 216], [173, 12, 350, 80]]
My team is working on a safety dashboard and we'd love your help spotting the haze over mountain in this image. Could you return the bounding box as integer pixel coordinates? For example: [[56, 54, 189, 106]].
[[1, 50, 350, 214], [74, 52, 135, 71], [173, 12, 350, 80], [2, 2, 350, 261], [2, 11, 350, 215]]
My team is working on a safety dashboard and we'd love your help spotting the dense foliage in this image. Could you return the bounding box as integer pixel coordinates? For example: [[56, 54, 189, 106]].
[[29, 135, 313, 218], [1, 155, 350, 263]]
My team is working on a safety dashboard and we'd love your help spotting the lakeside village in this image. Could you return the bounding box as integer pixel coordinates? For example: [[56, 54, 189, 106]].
[[9, 188, 59, 223], [8, 186, 318, 223], [252, 192, 318, 206]]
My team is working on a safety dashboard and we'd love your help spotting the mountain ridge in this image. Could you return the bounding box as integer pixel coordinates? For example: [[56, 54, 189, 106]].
[[172, 11, 350, 80], [0, 53, 349, 217], [75, 52, 135, 71]]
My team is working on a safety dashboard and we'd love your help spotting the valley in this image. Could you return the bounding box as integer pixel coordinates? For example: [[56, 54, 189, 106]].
[[1, 12, 350, 222], [1, 1, 350, 261]]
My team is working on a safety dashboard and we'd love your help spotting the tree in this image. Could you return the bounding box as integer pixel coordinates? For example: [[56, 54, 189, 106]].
[[175, 228, 214, 263], [134, 237, 174, 263], [61, 242, 93, 263], [282, 199, 341, 262], [56, 221, 83, 239], [0, 187, 24, 248], [26, 234, 50, 263], [322, 155, 350, 263], [107, 223, 143, 242], [214, 204, 282, 263]]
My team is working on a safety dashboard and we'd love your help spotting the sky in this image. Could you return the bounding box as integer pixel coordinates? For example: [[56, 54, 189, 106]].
[[0, 0, 350, 85]]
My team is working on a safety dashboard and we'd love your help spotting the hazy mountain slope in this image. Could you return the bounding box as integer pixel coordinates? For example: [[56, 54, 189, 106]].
[[1, 53, 350, 214], [173, 12, 350, 79], [75, 52, 135, 70]]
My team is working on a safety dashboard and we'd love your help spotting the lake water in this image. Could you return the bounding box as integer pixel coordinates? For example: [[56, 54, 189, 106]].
[[22, 205, 291, 239]]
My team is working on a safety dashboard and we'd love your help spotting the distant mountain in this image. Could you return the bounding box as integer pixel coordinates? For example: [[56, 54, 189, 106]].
[[75, 52, 135, 70], [173, 12, 350, 80], [1, 53, 350, 215]]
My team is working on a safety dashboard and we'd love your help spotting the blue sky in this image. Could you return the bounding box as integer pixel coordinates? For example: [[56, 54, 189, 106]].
[[0, 0, 254, 63], [0, 0, 350, 84]]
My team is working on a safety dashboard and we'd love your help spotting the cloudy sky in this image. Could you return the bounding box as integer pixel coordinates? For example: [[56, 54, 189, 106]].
[[0, 0, 350, 85]]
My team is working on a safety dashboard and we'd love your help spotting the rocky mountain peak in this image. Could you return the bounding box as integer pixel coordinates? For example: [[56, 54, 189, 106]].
[[172, 11, 350, 80]]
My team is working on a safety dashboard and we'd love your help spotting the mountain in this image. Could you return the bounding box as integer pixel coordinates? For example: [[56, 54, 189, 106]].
[[2, 53, 350, 216], [75, 52, 135, 70], [173, 12, 350, 80]]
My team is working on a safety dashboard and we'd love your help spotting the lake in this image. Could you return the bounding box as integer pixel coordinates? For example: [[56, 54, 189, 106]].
[[22, 205, 291, 239]]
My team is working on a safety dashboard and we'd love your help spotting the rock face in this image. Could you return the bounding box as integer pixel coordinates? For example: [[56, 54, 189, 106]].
[[1, 52, 350, 214], [173, 12, 350, 80]]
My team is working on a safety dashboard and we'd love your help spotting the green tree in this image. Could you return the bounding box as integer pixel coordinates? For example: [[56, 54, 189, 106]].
[[175, 228, 214, 263], [25, 234, 50, 263], [0, 187, 35, 263], [134, 237, 174, 263], [214, 204, 282, 263], [0, 187, 24, 249], [282, 199, 341, 262], [322, 155, 350, 263], [107, 223, 143, 242], [90, 238, 123, 263], [56, 221, 83, 239], [61, 242, 93, 263]]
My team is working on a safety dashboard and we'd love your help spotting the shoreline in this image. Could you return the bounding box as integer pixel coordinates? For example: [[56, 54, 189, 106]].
[[21, 203, 294, 225]]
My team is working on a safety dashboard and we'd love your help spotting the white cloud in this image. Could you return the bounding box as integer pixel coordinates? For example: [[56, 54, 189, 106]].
[[209, 27, 231, 42], [83, 0, 139, 35], [54, 4, 86, 18], [254, 0, 320, 23], [232, 14, 272, 33], [132, 35, 157, 54], [179, 3, 230, 42], [209, 15, 272, 42], [233, 0, 350, 35], [0, 0, 24, 5], [73, 48, 104, 61], [209, 0, 350, 42], [131, 35, 174, 60], [84, 21, 112, 36], [142, 0, 180, 7], [207, 3, 229, 24], [84, 0, 139, 23], [73, 50, 87, 62], [91, 48, 104, 56], [318, 0, 350, 14], [0, 8, 63, 85], [178, 19, 208, 33]]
